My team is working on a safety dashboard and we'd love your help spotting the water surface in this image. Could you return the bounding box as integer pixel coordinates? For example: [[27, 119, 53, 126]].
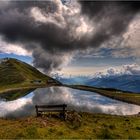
[[0, 87, 140, 118]]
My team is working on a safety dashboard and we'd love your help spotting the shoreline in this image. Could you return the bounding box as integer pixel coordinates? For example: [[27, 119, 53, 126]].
[[0, 84, 51, 95], [64, 85, 140, 106]]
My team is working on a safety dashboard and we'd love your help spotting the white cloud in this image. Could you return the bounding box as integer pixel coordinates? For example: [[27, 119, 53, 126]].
[[30, 0, 94, 40], [90, 13, 140, 59], [0, 36, 32, 56], [112, 14, 140, 58], [123, 14, 140, 56]]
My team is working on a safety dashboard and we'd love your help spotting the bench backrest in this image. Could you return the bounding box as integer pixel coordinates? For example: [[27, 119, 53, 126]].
[[35, 104, 67, 119], [35, 104, 67, 109]]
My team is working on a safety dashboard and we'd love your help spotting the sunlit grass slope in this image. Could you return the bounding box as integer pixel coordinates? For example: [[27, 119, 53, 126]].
[[0, 58, 58, 91], [0, 112, 140, 139]]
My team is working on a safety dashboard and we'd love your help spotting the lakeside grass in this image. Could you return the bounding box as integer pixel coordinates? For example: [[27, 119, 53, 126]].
[[0, 112, 140, 139], [0, 83, 46, 94], [66, 85, 140, 106]]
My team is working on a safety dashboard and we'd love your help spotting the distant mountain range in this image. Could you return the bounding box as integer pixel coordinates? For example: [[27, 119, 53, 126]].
[[56, 75, 140, 93], [86, 75, 140, 93], [54, 64, 140, 93]]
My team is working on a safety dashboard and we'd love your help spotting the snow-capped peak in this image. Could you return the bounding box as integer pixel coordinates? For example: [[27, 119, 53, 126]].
[[94, 64, 140, 78]]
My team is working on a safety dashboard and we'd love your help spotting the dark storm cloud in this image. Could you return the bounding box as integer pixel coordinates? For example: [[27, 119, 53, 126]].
[[80, 1, 140, 17], [0, 1, 140, 73], [80, 1, 140, 46]]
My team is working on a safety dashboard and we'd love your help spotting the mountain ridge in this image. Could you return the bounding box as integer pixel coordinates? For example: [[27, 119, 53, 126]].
[[56, 74, 140, 93]]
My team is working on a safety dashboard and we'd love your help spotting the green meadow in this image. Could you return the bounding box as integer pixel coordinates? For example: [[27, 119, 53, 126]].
[[0, 112, 140, 139]]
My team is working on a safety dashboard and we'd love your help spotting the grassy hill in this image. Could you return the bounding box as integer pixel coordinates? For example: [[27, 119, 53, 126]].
[[0, 112, 140, 139], [0, 58, 60, 92]]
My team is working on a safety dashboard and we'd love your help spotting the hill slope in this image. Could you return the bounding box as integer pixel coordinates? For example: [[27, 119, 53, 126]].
[[0, 58, 59, 90]]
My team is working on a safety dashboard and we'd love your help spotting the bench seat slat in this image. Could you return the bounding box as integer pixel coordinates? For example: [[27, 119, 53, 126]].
[[36, 104, 67, 108]]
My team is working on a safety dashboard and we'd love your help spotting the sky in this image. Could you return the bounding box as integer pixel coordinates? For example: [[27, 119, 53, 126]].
[[0, 0, 140, 76]]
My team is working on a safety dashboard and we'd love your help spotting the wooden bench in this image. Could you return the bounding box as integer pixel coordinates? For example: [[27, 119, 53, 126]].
[[35, 104, 67, 120]]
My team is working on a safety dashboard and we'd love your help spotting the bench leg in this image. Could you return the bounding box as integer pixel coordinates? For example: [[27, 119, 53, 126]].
[[59, 112, 65, 120], [63, 112, 66, 121]]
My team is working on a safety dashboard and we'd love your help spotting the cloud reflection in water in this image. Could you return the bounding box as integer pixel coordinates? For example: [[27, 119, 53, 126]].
[[0, 87, 140, 118]]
